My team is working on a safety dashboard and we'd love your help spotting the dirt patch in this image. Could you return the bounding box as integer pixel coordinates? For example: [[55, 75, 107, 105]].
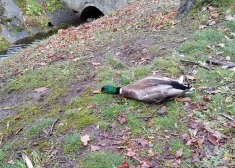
[[91, 23, 194, 68]]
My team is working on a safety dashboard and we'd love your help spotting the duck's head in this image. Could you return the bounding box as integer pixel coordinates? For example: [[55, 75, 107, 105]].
[[94, 85, 120, 94]]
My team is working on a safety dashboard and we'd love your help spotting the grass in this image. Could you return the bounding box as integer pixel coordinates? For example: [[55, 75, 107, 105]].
[[80, 151, 134, 168], [63, 133, 83, 153], [26, 118, 54, 137], [1, 1, 235, 167]]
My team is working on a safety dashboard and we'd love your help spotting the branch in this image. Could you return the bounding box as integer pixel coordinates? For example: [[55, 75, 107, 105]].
[[179, 60, 211, 70], [206, 59, 235, 68]]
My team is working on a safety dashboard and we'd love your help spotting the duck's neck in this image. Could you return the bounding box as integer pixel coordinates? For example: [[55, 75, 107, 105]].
[[116, 87, 121, 94]]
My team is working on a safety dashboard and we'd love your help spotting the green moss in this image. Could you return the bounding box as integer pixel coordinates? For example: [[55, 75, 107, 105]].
[[0, 26, 2, 33], [13, 0, 27, 11], [80, 151, 134, 168], [0, 36, 10, 54], [12, 24, 24, 32], [18, 104, 43, 122], [36, 140, 50, 151]]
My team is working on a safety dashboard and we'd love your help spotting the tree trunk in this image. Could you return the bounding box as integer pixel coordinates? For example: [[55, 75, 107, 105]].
[[177, 0, 197, 19]]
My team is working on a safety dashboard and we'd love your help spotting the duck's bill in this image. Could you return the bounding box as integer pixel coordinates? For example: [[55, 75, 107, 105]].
[[93, 89, 101, 94]]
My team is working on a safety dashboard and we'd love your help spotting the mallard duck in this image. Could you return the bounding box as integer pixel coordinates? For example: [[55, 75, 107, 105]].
[[94, 76, 192, 103]]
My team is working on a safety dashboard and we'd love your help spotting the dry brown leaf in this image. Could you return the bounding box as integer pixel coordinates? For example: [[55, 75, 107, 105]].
[[208, 134, 219, 146], [90, 145, 100, 152], [117, 160, 129, 168], [118, 115, 127, 124], [14, 115, 22, 120], [140, 161, 151, 168], [192, 152, 199, 163], [136, 138, 149, 147], [7, 160, 14, 165], [92, 62, 101, 66], [175, 149, 183, 158], [175, 97, 192, 103], [38, 62, 47, 66], [203, 96, 212, 102], [81, 135, 91, 146], [34, 87, 48, 93], [125, 148, 136, 157], [197, 137, 204, 149]]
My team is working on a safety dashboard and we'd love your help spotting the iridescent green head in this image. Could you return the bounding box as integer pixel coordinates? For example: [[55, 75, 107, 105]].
[[101, 85, 120, 94]]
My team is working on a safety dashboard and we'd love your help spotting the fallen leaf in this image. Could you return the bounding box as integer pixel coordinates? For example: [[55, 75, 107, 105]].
[[225, 97, 232, 102], [192, 152, 199, 163], [203, 96, 212, 102], [118, 114, 127, 124], [90, 145, 100, 152], [175, 149, 183, 158], [208, 20, 216, 26], [14, 115, 22, 120], [34, 87, 48, 93], [81, 135, 91, 146], [199, 25, 207, 29], [125, 148, 136, 157], [188, 120, 202, 129], [141, 161, 151, 168], [136, 138, 148, 147], [92, 62, 101, 66], [7, 160, 14, 165], [157, 105, 167, 115], [197, 137, 204, 149], [117, 160, 129, 168], [38, 62, 47, 66], [208, 134, 219, 146], [211, 12, 219, 19], [186, 75, 196, 80], [176, 97, 192, 103]]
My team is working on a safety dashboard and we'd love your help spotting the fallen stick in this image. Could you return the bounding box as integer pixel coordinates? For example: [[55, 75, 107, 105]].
[[220, 113, 234, 121], [206, 59, 235, 68], [0, 106, 17, 110], [180, 60, 211, 70], [21, 152, 34, 168], [49, 119, 59, 136]]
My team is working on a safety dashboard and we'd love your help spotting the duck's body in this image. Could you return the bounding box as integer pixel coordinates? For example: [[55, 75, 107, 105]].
[[98, 76, 192, 103]]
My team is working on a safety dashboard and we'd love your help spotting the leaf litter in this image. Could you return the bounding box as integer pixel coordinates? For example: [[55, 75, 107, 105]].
[[0, 0, 235, 167]]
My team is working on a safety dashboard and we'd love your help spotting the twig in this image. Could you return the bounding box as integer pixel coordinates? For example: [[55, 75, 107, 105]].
[[137, 115, 153, 119], [220, 113, 234, 121], [21, 152, 34, 168], [131, 156, 142, 164], [206, 59, 235, 68], [180, 60, 211, 70], [101, 134, 122, 141], [49, 119, 59, 136], [0, 106, 17, 110]]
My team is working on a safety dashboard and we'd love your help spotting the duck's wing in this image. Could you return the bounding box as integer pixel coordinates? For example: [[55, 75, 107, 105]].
[[120, 77, 190, 102]]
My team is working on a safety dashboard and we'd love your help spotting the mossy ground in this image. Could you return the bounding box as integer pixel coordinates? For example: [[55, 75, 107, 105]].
[[0, 36, 10, 54], [0, 0, 235, 167]]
